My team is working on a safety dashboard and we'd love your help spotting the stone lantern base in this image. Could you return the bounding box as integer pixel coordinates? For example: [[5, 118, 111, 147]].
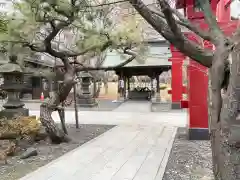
[[0, 108, 29, 119], [0, 55, 29, 119], [77, 94, 98, 107]]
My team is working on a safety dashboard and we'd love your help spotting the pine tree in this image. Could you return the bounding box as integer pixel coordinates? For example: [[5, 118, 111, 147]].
[[0, 0, 144, 143]]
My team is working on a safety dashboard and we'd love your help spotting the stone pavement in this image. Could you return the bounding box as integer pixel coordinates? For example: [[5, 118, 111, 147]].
[[19, 101, 186, 180], [20, 125, 177, 180], [29, 101, 187, 127], [29, 110, 187, 127], [113, 101, 151, 112]]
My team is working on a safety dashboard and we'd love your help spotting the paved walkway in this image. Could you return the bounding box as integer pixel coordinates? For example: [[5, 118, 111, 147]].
[[29, 101, 187, 127], [113, 101, 151, 112], [29, 110, 187, 127], [20, 125, 177, 180], [19, 102, 186, 180]]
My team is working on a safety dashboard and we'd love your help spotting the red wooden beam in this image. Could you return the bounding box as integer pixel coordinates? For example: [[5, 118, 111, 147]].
[[168, 89, 172, 94], [181, 100, 189, 108]]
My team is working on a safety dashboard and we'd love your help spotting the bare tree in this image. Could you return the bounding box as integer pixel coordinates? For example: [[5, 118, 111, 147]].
[[125, 0, 240, 179]]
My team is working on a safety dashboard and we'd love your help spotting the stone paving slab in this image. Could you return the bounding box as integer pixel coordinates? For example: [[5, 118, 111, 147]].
[[113, 101, 152, 112], [27, 101, 187, 128], [29, 110, 187, 127], [19, 125, 177, 180]]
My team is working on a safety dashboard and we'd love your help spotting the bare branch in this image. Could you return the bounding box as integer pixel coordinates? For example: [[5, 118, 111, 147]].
[[1, 31, 112, 59], [44, 22, 67, 46], [150, 8, 212, 41], [70, 49, 136, 72], [52, 40, 112, 58], [49, 20, 56, 30], [27, 43, 46, 52], [86, 0, 128, 7], [157, 0, 184, 40], [35, 10, 112, 59], [128, 0, 213, 67], [0, 40, 45, 52], [198, 0, 226, 44]]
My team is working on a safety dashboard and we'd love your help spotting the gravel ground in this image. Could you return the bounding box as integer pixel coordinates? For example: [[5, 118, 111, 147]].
[[0, 124, 115, 180], [163, 127, 214, 180]]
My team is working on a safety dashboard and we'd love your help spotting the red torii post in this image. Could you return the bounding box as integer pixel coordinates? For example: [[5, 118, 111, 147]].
[[170, 0, 238, 140], [168, 45, 186, 109]]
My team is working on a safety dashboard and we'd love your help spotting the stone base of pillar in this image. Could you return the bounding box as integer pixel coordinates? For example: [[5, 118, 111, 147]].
[[3, 101, 25, 109], [171, 102, 181, 109], [155, 97, 161, 102], [188, 128, 209, 140], [0, 108, 29, 119], [77, 95, 98, 107]]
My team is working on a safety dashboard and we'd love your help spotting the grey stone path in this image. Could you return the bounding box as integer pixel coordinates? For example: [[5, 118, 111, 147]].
[[29, 110, 187, 127], [20, 125, 177, 180], [113, 101, 151, 112], [19, 102, 186, 180], [28, 101, 187, 127]]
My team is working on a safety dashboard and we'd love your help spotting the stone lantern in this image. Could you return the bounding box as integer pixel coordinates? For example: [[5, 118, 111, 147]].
[[0, 55, 29, 119], [77, 71, 97, 107]]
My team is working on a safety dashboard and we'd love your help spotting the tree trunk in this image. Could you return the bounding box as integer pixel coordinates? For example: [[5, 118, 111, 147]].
[[208, 70, 221, 179], [57, 107, 68, 134], [210, 47, 240, 179], [39, 70, 74, 144]]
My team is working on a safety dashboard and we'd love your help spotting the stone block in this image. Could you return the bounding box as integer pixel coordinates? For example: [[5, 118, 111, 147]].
[[188, 128, 209, 140], [0, 108, 29, 119], [77, 96, 98, 107], [171, 102, 181, 109]]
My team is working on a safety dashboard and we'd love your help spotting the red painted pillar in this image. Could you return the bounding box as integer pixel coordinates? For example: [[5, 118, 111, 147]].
[[186, 0, 235, 140], [169, 45, 185, 109], [188, 59, 209, 139], [217, 0, 231, 22], [184, 33, 209, 140], [173, 0, 234, 140]]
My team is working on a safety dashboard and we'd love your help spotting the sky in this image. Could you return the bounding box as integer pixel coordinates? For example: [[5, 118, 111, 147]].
[[231, 0, 240, 17]]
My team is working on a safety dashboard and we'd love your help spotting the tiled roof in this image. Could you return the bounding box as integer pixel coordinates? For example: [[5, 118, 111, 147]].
[[102, 42, 172, 68]]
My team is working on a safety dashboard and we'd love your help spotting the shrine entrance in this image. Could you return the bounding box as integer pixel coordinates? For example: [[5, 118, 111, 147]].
[[101, 40, 172, 105], [114, 65, 171, 101]]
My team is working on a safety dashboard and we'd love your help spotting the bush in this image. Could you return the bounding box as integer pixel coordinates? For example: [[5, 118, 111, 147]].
[[0, 116, 41, 139]]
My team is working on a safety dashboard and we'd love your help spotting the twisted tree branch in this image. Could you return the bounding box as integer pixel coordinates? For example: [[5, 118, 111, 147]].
[[157, 0, 184, 40], [62, 49, 137, 72], [198, 0, 226, 45], [149, 7, 212, 41], [128, 0, 213, 67]]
